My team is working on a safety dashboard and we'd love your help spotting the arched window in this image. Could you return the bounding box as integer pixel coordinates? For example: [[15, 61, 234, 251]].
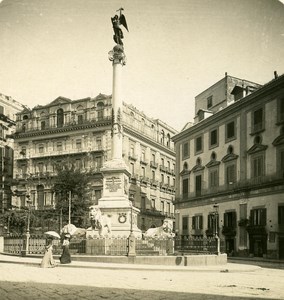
[[97, 102, 104, 120], [57, 108, 64, 128], [196, 157, 202, 165], [161, 130, 165, 145], [211, 152, 216, 161], [227, 145, 234, 154], [254, 135, 262, 144], [37, 185, 45, 209], [166, 133, 171, 147]]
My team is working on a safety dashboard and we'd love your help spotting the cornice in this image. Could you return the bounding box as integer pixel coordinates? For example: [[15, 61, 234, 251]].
[[123, 125, 175, 157], [221, 153, 239, 162], [173, 75, 284, 142], [247, 144, 268, 154], [206, 160, 221, 168], [272, 134, 284, 146], [14, 120, 111, 139]]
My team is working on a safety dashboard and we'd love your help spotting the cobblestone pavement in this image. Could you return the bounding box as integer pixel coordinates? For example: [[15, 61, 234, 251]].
[[0, 262, 283, 299]]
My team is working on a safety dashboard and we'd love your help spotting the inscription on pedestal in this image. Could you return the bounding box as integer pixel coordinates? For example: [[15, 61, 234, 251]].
[[106, 176, 122, 192]]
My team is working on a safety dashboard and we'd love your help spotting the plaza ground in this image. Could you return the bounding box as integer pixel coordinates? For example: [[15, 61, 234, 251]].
[[0, 254, 284, 299]]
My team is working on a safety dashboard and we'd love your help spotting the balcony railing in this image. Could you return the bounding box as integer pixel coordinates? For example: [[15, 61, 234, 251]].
[[176, 172, 284, 201], [15, 116, 112, 134], [14, 146, 104, 160]]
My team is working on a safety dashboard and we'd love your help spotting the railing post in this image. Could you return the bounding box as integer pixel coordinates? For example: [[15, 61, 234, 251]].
[[127, 232, 136, 257]]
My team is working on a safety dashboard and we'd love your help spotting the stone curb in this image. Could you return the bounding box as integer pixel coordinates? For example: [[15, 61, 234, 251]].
[[0, 254, 261, 273]]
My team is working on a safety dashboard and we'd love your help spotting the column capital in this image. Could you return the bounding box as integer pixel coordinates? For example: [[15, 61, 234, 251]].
[[108, 45, 126, 65]]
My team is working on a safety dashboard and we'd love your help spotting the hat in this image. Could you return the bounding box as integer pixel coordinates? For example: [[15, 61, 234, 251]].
[[64, 233, 71, 238]]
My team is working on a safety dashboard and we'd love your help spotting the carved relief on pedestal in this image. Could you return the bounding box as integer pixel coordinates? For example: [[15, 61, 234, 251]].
[[105, 176, 122, 192]]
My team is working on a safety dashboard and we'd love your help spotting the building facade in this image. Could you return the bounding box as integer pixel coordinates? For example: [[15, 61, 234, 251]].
[[0, 93, 25, 213], [12, 94, 176, 231], [173, 73, 284, 259]]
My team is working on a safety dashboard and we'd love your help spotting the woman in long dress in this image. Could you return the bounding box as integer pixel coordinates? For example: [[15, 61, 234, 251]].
[[40, 237, 56, 268], [60, 234, 71, 264]]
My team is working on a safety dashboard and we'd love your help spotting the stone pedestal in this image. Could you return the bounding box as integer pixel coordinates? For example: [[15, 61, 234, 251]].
[[92, 158, 141, 238]]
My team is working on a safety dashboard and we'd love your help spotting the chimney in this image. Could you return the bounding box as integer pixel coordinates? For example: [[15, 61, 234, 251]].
[[274, 71, 278, 79]]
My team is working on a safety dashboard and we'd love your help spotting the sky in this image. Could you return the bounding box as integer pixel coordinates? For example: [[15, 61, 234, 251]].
[[0, 0, 284, 131]]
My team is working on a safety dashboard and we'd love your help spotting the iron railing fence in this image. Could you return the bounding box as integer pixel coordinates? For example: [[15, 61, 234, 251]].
[[174, 236, 225, 254], [3, 235, 223, 256]]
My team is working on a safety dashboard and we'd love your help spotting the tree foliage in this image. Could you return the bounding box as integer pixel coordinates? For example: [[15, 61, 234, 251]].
[[52, 164, 92, 228]]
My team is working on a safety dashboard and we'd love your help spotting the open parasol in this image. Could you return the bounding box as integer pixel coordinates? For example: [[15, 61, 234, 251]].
[[44, 231, 61, 239]]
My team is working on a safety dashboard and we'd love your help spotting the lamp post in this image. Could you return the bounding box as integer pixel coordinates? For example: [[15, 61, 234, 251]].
[[68, 190, 71, 225], [22, 195, 32, 256], [213, 203, 220, 255]]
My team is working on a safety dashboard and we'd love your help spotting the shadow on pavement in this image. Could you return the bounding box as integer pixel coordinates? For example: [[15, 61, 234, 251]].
[[0, 281, 278, 300]]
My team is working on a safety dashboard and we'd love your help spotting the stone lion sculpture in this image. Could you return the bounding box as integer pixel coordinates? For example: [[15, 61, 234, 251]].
[[61, 223, 87, 238], [88, 205, 112, 236], [144, 218, 175, 238]]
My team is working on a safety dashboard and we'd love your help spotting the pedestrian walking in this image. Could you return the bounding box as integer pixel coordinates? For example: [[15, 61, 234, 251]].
[[40, 237, 56, 268], [60, 234, 71, 264]]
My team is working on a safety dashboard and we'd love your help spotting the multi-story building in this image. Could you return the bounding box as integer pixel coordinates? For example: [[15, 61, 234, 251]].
[[172, 73, 284, 259], [12, 94, 177, 231], [0, 93, 25, 213]]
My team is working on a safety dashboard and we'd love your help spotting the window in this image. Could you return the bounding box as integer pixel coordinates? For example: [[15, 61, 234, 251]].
[[226, 164, 236, 184], [141, 149, 145, 162], [20, 147, 26, 156], [192, 215, 203, 229], [152, 153, 155, 163], [226, 121, 235, 141], [56, 142, 63, 151], [209, 169, 219, 188], [278, 206, 284, 225], [57, 108, 64, 128], [252, 107, 264, 133], [141, 196, 146, 211], [160, 201, 164, 213], [38, 144, 44, 153], [182, 216, 189, 232], [195, 175, 202, 196], [96, 137, 102, 149], [280, 149, 284, 173], [41, 121, 45, 130], [76, 159, 82, 169], [160, 130, 165, 144], [97, 102, 104, 120], [141, 166, 145, 176], [78, 115, 83, 124], [38, 162, 44, 173], [210, 129, 218, 147], [161, 158, 164, 166], [182, 142, 189, 158], [130, 163, 134, 174], [207, 96, 213, 109], [161, 173, 164, 183], [224, 211, 236, 227], [151, 199, 156, 210], [182, 178, 189, 197], [76, 139, 82, 149], [167, 176, 170, 185], [252, 155, 264, 178], [195, 136, 203, 153], [250, 208, 266, 226], [152, 170, 155, 180], [279, 99, 284, 122]]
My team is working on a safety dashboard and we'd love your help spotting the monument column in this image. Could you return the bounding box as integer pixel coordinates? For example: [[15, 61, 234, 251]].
[[91, 10, 141, 238]]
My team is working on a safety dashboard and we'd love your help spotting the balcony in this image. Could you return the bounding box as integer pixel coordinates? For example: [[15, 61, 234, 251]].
[[14, 146, 104, 160], [246, 225, 267, 235], [175, 172, 284, 202], [222, 226, 237, 236], [140, 176, 149, 185], [15, 116, 112, 135], [128, 153, 138, 161], [140, 159, 148, 166], [159, 165, 168, 173], [150, 161, 158, 169], [150, 179, 158, 187]]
